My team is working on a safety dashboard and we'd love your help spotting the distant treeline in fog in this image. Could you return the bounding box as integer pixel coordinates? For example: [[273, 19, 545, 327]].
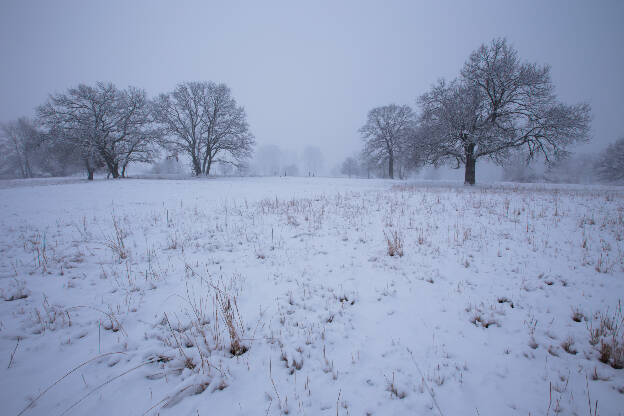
[[1, 39, 623, 184]]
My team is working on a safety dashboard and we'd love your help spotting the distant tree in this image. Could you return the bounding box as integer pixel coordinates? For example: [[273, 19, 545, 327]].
[[150, 155, 183, 175], [358, 151, 377, 179], [0, 118, 41, 178], [359, 104, 414, 179], [502, 152, 542, 183], [152, 81, 254, 176], [0, 118, 85, 179], [215, 161, 234, 176], [418, 38, 591, 185], [284, 164, 299, 176], [341, 157, 359, 178], [595, 137, 624, 183], [302, 146, 323, 176], [38, 131, 85, 177], [37, 82, 158, 180], [254, 144, 283, 175], [545, 152, 598, 184]]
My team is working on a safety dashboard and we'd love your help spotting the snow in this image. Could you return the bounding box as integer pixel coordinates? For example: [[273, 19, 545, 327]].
[[1, 176, 623, 415]]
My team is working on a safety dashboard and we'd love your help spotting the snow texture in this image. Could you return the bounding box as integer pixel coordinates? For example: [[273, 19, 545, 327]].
[[1, 177, 623, 415]]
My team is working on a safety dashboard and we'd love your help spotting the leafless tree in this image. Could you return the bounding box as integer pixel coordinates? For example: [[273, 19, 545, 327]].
[[545, 152, 598, 184], [501, 151, 542, 183], [253, 144, 283, 176], [0, 118, 41, 178], [358, 151, 377, 179], [37, 82, 158, 180], [418, 79, 488, 183], [359, 104, 415, 179], [418, 38, 591, 185], [284, 164, 299, 176], [0, 118, 84, 179], [201, 84, 254, 175], [302, 146, 324, 176], [116, 87, 160, 177], [595, 137, 624, 183], [152, 81, 254, 176], [341, 156, 359, 178]]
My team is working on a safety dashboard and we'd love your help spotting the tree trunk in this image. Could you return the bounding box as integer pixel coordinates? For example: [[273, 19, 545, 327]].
[[201, 155, 208, 174], [192, 156, 202, 176], [85, 158, 94, 181], [105, 159, 120, 178], [464, 144, 476, 185], [388, 156, 394, 179], [24, 156, 33, 178], [204, 157, 212, 176]]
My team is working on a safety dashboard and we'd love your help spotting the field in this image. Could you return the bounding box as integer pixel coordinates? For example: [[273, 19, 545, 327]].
[[1, 177, 623, 416]]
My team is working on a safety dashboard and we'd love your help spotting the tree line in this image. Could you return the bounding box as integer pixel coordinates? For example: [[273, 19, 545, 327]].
[[0, 81, 254, 180], [358, 38, 599, 185]]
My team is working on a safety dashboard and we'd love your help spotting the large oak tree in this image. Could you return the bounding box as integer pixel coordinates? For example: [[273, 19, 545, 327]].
[[152, 81, 254, 176], [418, 38, 591, 184], [37, 83, 157, 179]]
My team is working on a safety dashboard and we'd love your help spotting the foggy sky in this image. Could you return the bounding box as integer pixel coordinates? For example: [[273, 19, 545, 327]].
[[1, 0, 622, 171]]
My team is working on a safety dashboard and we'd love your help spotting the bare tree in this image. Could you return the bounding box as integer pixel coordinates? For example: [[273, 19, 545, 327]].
[[200, 84, 254, 175], [151, 82, 206, 175], [37, 82, 157, 180], [502, 152, 542, 183], [302, 146, 324, 176], [0, 118, 41, 178], [359, 104, 414, 179], [341, 156, 359, 178], [284, 164, 299, 176], [358, 150, 378, 179], [116, 87, 160, 177], [418, 79, 488, 183], [37, 129, 85, 177], [0, 118, 86, 179], [152, 81, 254, 176], [419, 38, 591, 185], [253, 144, 283, 176], [545, 152, 598, 184], [595, 137, 624, 183]]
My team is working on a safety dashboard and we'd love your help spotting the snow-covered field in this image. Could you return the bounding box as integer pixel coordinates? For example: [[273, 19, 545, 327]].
[[1, 177, 623, 416]]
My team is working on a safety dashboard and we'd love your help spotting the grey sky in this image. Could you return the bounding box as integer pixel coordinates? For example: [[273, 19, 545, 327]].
[[1, 0, 622, 170]]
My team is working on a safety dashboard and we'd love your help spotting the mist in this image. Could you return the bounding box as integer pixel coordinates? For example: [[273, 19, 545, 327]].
[[1, 1, 623, 181]]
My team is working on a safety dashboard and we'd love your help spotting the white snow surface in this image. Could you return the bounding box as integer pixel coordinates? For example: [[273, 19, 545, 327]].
[[0, 177, 623, 415]]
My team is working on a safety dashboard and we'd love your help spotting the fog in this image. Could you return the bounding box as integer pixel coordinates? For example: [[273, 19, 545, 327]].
[[1, 1, 623, 179]]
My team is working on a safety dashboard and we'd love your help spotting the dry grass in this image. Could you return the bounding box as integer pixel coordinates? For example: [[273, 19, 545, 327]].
[[384, 229, 404, 257], [587, 301, 624, 369], [102, 215, 129, 261], [215, 291, 248, 356], [561, 337, 577, 355]]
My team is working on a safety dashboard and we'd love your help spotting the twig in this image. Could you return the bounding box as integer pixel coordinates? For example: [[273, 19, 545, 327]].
[[59, 358, 158, 416], [17, 352, 127, 416], [407, 347, 445, 416], [269, 359, 282, 405], [7, 337, 20, 369]]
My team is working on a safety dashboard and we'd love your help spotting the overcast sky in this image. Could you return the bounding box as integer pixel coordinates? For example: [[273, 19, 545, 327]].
[[1, 0, 622, 170]]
